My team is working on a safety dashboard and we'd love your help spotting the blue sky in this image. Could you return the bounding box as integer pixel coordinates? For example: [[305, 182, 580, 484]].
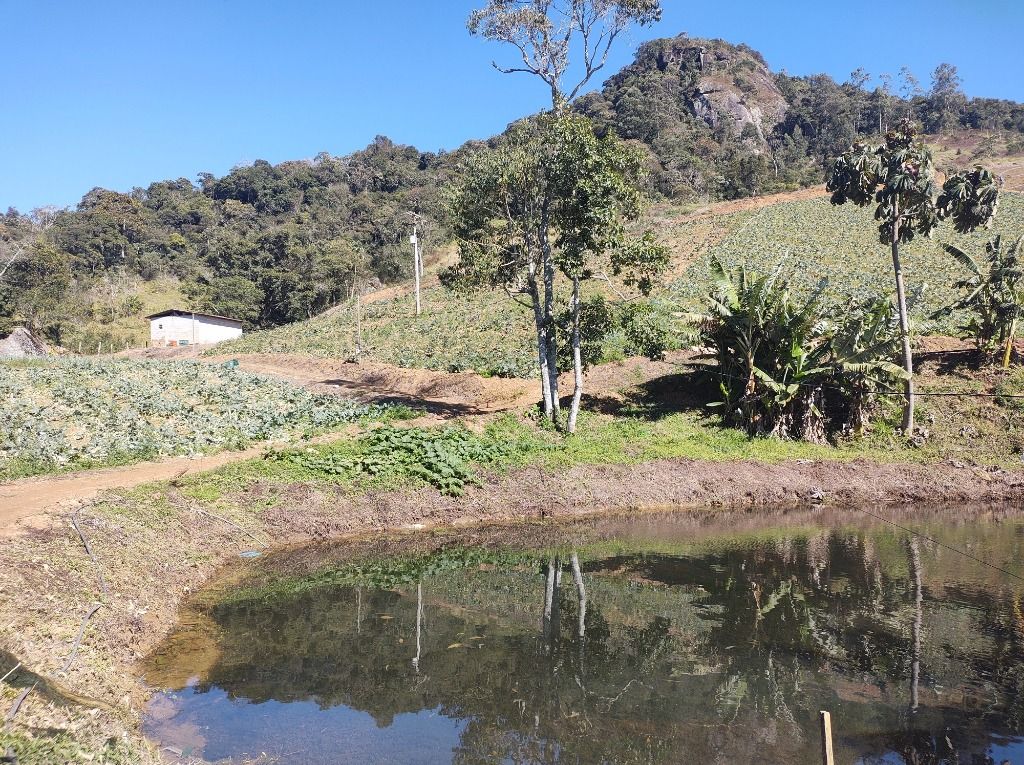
[[2, 0, 1022, 212]]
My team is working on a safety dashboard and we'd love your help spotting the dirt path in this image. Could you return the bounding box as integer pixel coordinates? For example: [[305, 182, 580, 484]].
[[0, 447, 272, 536], [206, 353, 538, 415], [0, 356, 540, 534]]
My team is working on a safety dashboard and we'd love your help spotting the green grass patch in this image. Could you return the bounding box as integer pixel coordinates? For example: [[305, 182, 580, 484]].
[[0, 730, 137, 765]]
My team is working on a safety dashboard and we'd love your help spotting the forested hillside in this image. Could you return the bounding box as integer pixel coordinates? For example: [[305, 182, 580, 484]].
[[3, 33, 1023, 350]]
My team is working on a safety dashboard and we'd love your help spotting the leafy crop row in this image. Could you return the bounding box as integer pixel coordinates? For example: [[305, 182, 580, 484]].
[[0, 358, 383, 477], [671, 194, 1024, 329], [216, 288, 539, 378], [212, 193, 1024, 378], [270, 424, 516, 496]]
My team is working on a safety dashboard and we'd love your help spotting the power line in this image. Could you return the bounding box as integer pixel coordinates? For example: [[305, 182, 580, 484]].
[[709, 368, 1024, 399], [855, 507, 1024, 585]]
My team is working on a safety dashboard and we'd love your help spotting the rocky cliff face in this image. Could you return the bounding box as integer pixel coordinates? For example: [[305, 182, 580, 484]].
[[643, 36, 789, 142], [575, 34, 804, 197]]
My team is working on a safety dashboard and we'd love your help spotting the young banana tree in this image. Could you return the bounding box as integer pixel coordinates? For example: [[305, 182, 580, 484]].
[[824, 297, 910, 434], [827, 119, 1001, 434], [934, 235, 1023, 367], [705, 259, 910, 441], [705, 258, 831, 441]]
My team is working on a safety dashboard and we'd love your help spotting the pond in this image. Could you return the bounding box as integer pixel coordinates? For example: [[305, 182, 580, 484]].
[[143, 507, 1024, 765]]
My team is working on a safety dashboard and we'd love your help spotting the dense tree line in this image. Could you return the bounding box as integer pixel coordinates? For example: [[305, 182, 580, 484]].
[[3, 33, 1023, 346], [0, 137, 458, 343], [581, 36, 1024, 201]]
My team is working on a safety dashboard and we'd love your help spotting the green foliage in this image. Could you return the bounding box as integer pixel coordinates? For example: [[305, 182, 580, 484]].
[[688, 192, 1022, 315], [0, 731, 136, 765], [936, 166, 1002, 234], [447, 110, 667, 429], [224, 193, 1024, 379], [619, 300, 680, 359], [0, 358, 384, 478], [228, 546, 541, 603], [828, 120, 943, 245], [557, 295, 615, 371], [271, 424, 516, 496], [935, 235, 1024, 352], [7, 36, 1024, 351], [824, 296, 909, 432], [218, 287, 539, 378], [703, 259, 906, 440]]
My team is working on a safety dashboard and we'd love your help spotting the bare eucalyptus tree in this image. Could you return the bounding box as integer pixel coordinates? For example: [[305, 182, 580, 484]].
[[0, 239, 25, 285], [469, 0, 662, 114]]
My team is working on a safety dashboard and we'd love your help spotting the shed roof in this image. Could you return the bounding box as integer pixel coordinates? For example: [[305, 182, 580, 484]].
[[146, 309, 244, 324]]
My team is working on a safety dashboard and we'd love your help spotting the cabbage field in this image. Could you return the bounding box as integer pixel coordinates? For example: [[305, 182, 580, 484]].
[[671, 193, 1024, 328], [217, 288, 539, 378], [212, 192, 1024, 378], [0, 358, 382, 478]]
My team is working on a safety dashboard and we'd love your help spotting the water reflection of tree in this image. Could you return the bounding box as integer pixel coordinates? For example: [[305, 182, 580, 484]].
[[165, 528, 1024, 765]]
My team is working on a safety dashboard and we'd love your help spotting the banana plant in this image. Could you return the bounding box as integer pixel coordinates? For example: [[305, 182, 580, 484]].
[[704, 260, 909, 441], [823, 297, 910, 434], [934, 235, 1023, 367], [705, 258, 831, 441]]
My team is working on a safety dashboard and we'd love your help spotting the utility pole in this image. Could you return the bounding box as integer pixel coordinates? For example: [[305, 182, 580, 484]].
[[407, 212, 423, 316], [351, 262, 363, 362]]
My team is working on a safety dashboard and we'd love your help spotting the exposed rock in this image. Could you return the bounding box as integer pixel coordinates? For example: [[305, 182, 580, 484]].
[[596, 35, 789, 143], [0, 327, 48, 358]]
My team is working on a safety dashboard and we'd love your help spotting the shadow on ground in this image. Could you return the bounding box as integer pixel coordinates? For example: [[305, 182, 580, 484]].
[[317, 380, 489, 417], [578, 362, 719, 421]]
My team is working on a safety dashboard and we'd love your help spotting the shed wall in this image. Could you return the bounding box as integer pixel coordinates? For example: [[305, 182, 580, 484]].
[[149, 314, 243, 346]]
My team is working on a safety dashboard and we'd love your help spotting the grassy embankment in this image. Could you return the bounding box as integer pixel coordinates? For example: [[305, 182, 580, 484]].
[[141, 346, 1024, 519]]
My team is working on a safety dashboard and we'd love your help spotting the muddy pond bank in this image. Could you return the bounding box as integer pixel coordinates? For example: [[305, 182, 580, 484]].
[[1, 457, 1024, 763]]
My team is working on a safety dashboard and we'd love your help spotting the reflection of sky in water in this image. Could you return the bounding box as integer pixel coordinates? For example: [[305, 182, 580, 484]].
[[859, 738, 1024, 764], [151, 687, 465, 765]]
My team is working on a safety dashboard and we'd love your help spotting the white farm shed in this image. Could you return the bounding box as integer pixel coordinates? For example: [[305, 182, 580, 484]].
[[147, 309, 243, 348]]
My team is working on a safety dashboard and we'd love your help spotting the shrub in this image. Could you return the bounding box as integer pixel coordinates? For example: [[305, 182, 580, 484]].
[[271, 424, 514, 496]]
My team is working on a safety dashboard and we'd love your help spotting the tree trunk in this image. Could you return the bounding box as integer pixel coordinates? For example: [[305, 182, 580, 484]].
[[529, 269, 554, 419], [908, 538, 922, 713], [413, 230, 421, 317], [540, 219, 561, 426], [891, 205, 915, 433], [567, 277, 584, 434], [542, 557, 556, 647], [1003, 318, 1017, 369], [412, 579, 423, 673], [570, 552, 586, 640]]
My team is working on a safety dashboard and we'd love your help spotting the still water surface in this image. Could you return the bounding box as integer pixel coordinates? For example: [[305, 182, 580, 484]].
[[144, 508, 1024, 764]]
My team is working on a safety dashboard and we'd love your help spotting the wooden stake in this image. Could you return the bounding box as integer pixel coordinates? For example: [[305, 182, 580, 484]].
[[819, 710, 836, 765]]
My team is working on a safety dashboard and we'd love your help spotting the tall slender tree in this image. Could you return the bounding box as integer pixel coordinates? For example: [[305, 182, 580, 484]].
[[827, 119, 1001, 433], [464, 0, 664, 430], [447, 113, 666, 432]]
